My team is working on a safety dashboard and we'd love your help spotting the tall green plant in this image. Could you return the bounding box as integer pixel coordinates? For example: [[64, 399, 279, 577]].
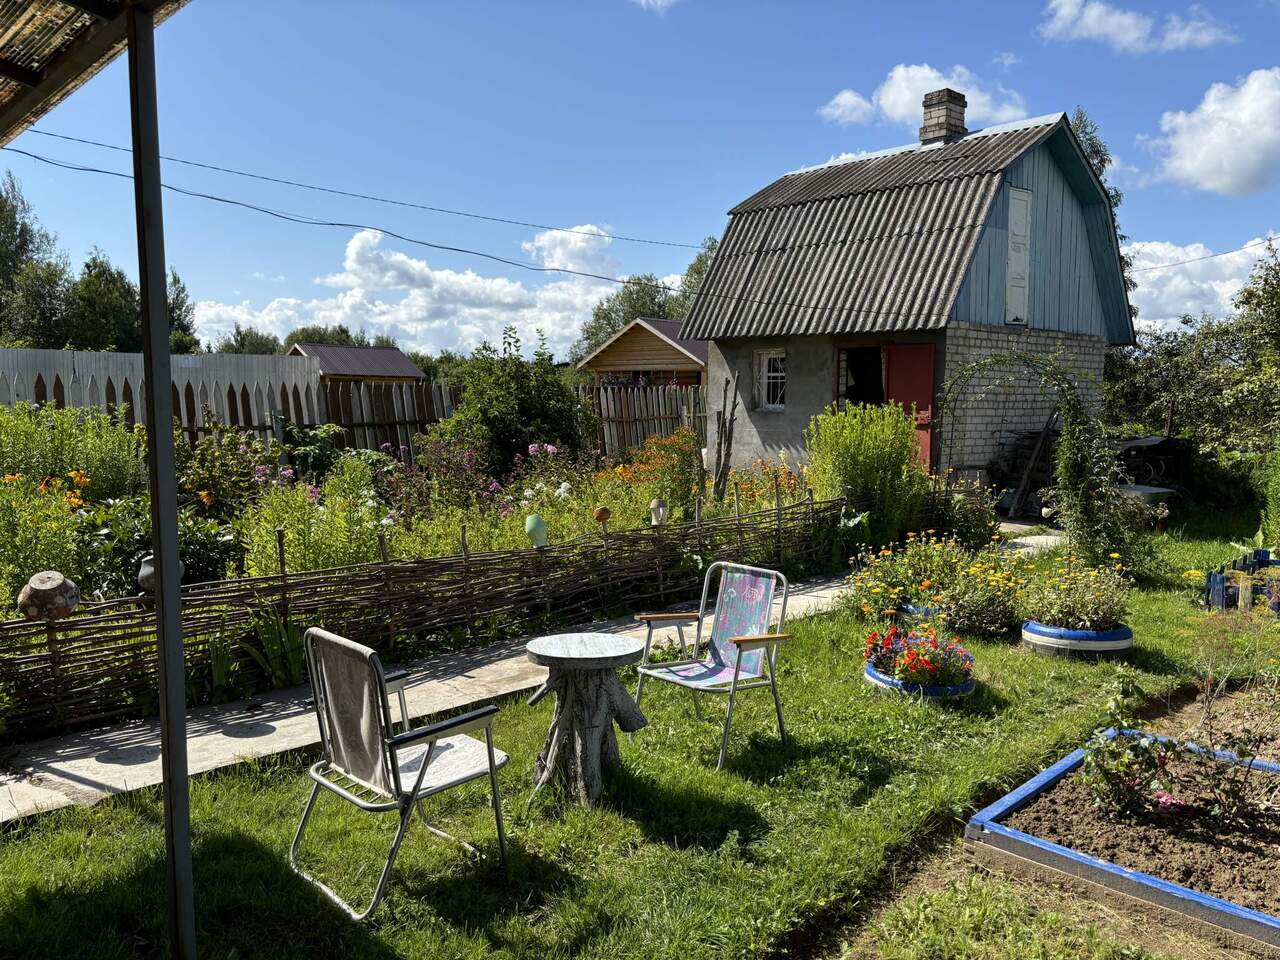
[[0, 402, 144, 500], [1263, 441, 1280, 547], [804, 402, 928, 546]]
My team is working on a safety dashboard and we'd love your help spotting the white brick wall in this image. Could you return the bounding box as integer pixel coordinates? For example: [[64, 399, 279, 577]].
[[938, 323, 1106, 479]]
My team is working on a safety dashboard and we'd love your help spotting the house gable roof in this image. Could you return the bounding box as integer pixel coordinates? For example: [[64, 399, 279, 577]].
[[681, 113, 1133, 343], [287, 343, 426, 380], [575, 317, 708, 370]]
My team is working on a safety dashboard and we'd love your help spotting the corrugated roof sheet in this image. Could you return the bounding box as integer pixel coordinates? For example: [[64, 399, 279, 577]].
[[289, 343, 426, 380], [681, 116, 1063, 341]]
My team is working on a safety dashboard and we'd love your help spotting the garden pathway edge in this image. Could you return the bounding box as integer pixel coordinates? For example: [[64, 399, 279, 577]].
[[0, 573, 847, 825]]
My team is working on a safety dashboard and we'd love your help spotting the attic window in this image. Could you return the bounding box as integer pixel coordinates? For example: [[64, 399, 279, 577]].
[[754, 349, 786, 411]]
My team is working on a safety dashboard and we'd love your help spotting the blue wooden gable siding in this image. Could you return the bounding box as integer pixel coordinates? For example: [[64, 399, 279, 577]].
[[951, 141, 1112, 340]]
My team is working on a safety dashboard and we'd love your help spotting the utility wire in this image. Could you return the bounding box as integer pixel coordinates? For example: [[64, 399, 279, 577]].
[[1129, 236, 1275, 273], [26, 127, 703, 250], [3, 144, 923, 321]]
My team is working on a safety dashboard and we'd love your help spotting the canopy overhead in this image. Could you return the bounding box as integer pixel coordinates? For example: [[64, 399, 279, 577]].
[[0, 0, 188, 146]]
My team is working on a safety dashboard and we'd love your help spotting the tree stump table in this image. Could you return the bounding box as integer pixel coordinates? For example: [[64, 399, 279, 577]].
[[525, 632, 648, 805]]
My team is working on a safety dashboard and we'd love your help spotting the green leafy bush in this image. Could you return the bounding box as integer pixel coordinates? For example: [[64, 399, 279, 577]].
[[175, 419, 279, 519], [0, 402, 144, 501], [0, 476, 79, 614], [931, 479, 1002, 552], [937, 547, 1029, 636], [427, 327, 588, 477], [1263, 441, 1280, 548], [804, 402, 927, 546], [239, 455, 387, 575]]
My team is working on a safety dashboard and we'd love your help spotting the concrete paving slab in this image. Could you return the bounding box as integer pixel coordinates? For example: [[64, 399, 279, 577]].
[[0, 573, 847, 825]]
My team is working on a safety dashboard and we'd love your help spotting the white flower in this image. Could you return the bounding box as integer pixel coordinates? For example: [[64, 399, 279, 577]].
[[555, 481, 571, 499], [379, 517, 393, 527], [523, 488, 535, 498], [535, 482, 546, 492]]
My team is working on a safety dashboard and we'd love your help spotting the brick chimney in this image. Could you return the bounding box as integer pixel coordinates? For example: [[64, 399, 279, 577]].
[[919, 88, 967, 145]]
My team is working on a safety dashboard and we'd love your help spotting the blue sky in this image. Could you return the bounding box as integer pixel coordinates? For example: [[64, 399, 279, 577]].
[[6, 0, 1279, 357]]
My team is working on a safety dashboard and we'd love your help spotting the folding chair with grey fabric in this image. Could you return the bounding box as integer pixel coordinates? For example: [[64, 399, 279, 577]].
[[291, 627, 508, 920], [635, 562, 790, 769]]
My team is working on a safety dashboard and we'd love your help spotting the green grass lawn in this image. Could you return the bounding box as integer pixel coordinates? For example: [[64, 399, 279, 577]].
[[0, 511, 1273, 960]]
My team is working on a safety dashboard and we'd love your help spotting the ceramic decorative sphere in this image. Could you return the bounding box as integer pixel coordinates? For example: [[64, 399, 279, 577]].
[[525, 513, 548, 548], [17, 571, 80, 621]]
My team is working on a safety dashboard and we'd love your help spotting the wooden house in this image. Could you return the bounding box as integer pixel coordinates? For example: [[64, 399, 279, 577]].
[[576, 318, 708, 386], [680, 88, 1134, 477]]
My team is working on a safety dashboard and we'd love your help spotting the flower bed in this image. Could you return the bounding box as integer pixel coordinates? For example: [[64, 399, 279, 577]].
[[1020, 556, 1132, 656], [862, 625, 976, 698], [966, 730, 1280, 951]]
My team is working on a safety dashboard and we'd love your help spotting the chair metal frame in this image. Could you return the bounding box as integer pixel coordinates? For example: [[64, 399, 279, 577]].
[[290, 627, 508, 921], [635, 562, 790, 769]]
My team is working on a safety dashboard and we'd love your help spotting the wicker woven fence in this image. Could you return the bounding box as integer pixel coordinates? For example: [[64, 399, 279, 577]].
[[0, 493, 850, 741]]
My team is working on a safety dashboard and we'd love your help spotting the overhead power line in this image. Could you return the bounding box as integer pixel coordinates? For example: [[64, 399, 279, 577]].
[[3, 144, 922, 321], [1129, 236, 1276, 273], [26, 127, 703, 250]]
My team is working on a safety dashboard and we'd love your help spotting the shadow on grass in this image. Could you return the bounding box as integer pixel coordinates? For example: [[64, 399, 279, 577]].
[[603, 764, 770, 850], [0, 829, 400, 960], [728, 731, 892, 794]]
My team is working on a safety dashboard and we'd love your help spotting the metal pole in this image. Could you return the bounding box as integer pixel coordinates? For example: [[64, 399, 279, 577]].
[[126, 6, 197, 958]]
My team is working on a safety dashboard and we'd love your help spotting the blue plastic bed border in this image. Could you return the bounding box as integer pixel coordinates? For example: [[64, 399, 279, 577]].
[[966, 728, 1280, 947]]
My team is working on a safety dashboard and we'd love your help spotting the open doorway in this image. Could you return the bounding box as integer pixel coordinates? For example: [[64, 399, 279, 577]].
[[838, 346, 885, 405]]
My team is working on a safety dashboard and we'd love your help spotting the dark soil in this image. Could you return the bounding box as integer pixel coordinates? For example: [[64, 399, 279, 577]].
[[1005, 766, 1280, 916]]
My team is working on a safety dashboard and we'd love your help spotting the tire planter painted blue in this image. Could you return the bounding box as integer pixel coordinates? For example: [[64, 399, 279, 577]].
[[1021, 620, 1133, 657], [863, 661, 976, 699], [966, 730, 1280, 952]]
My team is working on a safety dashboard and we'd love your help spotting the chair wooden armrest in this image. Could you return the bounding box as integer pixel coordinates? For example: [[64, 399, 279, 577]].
[[728, 633, 791, 652], [635, 612, 701, 623]]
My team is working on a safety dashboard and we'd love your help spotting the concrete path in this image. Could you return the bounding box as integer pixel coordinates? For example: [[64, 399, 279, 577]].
[[0, 573, 847, 825]]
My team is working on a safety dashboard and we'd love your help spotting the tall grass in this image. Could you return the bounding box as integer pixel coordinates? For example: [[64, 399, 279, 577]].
[[0, 403, 145, 501], [804, 402, 928, 546]]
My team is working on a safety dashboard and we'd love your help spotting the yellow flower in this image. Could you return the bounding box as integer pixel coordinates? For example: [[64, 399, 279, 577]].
[[2, 473, 20, 484], [197, 489, 215, 506], [1108, 552, 1121, 560], [64, 491, 83, 509], [68, 469, 90, 489]]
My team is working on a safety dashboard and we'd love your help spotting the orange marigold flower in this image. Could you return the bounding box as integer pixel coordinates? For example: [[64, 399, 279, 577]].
[[197, 489, 215, 506]]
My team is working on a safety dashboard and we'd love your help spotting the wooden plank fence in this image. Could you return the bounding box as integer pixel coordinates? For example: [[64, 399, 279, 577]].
[[0, 347, 457, 463], [582, 384, 707, 458], [0, 493, 847, 740]]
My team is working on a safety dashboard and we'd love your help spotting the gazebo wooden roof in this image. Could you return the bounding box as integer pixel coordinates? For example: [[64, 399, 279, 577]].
[[0, 1, 188, 145]]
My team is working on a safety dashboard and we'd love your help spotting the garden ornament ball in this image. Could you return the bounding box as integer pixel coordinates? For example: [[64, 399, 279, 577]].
[[525, 513, 548, 548], [649, 498, 668, 527], [17, 571, 80, 621], [137, 554, 185, 594], [592, 505, 612, 525]]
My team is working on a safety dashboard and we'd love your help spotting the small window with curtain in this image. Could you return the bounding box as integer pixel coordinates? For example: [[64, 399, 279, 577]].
[[754, 349, 786, 411]]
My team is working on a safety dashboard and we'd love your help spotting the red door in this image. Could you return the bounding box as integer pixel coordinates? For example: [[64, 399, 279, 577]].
[[884, 343, 935, 469]]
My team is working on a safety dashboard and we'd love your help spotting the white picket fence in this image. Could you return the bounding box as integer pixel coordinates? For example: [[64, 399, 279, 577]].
[[0, 347, 457, 460]]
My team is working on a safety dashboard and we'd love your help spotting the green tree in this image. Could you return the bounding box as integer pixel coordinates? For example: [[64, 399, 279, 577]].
[[5, 258, 72, 348], [407, 347, 469, 383], [282, 323, 395, 350], [429, 326, 585, 475], [1070, 107, 1136, 308], [666, 235, 718, 321], [211, 323, 282, 355], [0, 173, 55, 304], [167, 268, 201, 354], [65, 251, 139, 352]]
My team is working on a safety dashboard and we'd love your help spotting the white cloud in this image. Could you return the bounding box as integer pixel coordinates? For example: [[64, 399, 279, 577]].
[[818, 89, 874, 126], [1125, 233, 1277, 325], [1154, 68, 1280, 196], [251, 271, 286, 282], [195, 228, 618, 357], [992, 51, 1022, 69], [1038, 0, 1236, 53], [819, 63, 1026, 130], [629, 0, 681, 12]]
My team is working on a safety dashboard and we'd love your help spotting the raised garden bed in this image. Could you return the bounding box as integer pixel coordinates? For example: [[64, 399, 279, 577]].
[[1021, 619, 1134, 657], [965, 729, 1280, 956], [863, 661, 976, 699]]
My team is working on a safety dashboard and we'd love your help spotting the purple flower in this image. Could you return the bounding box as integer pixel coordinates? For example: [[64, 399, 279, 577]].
[[306, 484, 321, 502], [253, 464, 271, 485], [279, 467, 295, 483], [528, 443, 541, 457], [379, 442, 393, 454], [487, 479, 501, 492], [544, 444, 558, 457]]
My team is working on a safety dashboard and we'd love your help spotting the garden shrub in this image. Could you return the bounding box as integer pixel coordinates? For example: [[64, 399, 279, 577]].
[[276, 419, 345, 482], [1019, 555, 1129, 630], [930, 478, 1001, 552], [427, 327, 588, 477], [0, 402, 145, 501], [0, 476, 80, 614], [239, 455, 387, 575], [805, 402, 927, 546], [936, 547, 1029, 636], [628, 428, 704, 517], [73, 496, 237, 598], [1263, 440, 1280, 548], [175, 419, 279, 520]]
